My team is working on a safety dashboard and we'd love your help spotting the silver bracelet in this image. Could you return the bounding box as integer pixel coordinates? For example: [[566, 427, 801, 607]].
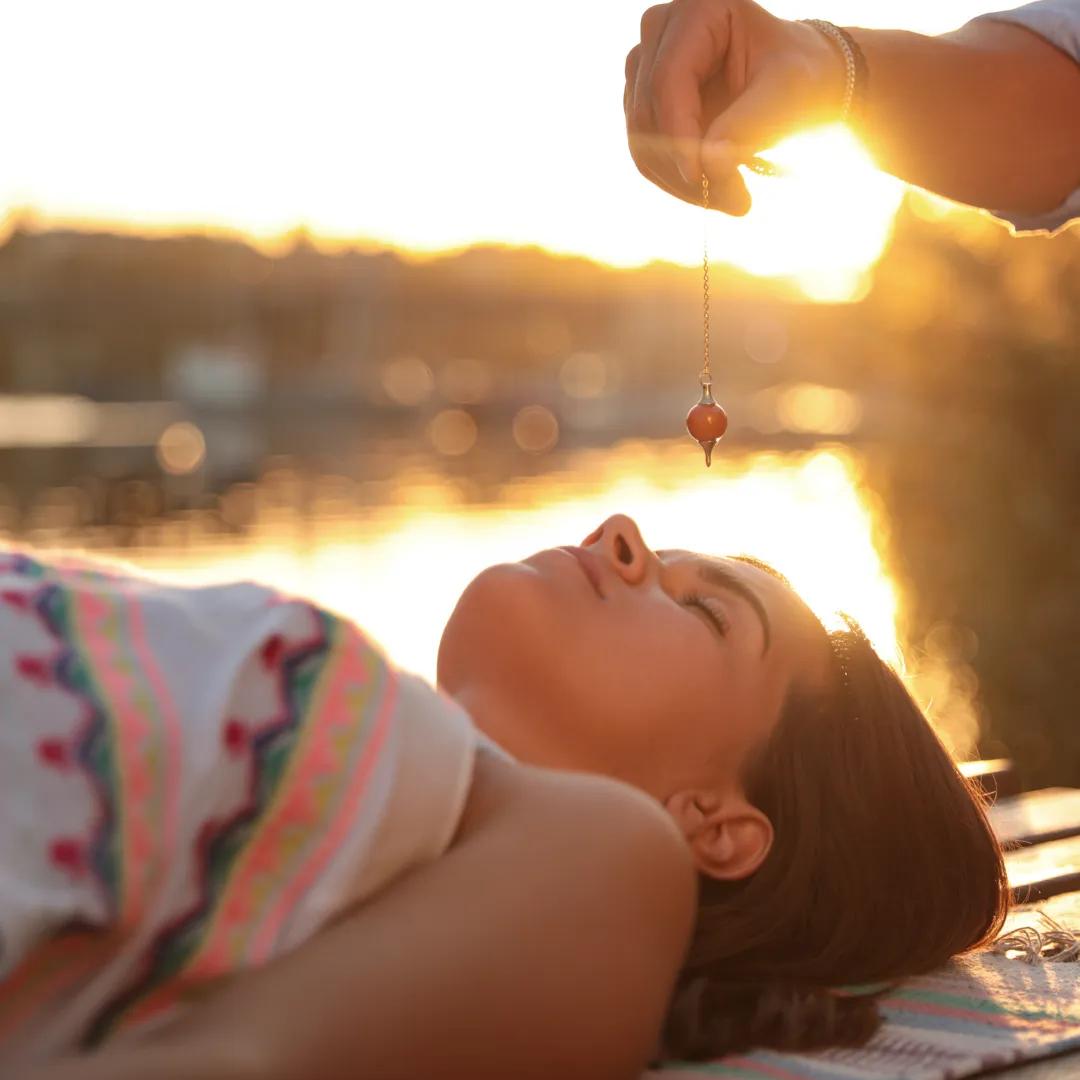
[[800, 18, 858, 122]]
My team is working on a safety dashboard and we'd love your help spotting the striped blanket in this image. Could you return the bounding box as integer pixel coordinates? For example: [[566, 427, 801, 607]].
[[647, 897, 1080, 1079]]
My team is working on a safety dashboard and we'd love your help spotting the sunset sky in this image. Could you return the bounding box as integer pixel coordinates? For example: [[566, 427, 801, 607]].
[[3, 0, 999, 294]]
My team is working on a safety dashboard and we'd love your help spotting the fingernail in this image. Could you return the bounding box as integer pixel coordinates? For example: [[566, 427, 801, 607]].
[[676, 158, 694, 186]]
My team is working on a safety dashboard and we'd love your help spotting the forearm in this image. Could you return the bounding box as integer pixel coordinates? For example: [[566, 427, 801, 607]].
[[847, 19, 1080, 213]]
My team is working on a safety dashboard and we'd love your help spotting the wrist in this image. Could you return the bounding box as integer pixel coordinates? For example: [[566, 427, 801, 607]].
[[799, 18, 872, 124], [784, 18, 849, 123]]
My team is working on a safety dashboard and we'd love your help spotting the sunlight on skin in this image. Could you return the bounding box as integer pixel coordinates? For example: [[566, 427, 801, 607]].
[[122, 447, 901, 683], [1, 1, 990, 299]]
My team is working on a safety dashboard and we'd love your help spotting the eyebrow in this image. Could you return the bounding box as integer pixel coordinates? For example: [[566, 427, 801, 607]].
[[696, 561, 772, 656], [730, 553, 791, 589]]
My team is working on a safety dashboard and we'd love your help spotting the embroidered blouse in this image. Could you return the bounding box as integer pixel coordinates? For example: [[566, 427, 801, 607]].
[[0, 548, 482, 1067]]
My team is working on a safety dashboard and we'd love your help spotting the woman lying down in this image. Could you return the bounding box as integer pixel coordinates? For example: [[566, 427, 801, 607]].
[[0, 513, 1007, 1080]]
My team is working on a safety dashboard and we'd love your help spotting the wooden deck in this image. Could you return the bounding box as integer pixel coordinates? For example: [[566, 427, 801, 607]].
[[966, 763, 1080, 1077]]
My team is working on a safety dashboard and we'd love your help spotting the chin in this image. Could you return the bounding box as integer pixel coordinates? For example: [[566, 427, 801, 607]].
[[436, 561, 545, 697]]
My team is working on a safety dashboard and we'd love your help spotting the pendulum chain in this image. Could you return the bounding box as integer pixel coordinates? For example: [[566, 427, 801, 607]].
[[702, 173, 710, 389], [685, 170, 729, 466], [685, 155, 783, 465]]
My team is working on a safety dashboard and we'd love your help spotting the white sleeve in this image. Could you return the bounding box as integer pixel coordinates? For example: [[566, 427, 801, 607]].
[[973, 0, 1080, 233]]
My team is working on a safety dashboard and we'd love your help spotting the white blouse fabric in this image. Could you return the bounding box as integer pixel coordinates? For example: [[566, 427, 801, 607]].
[[976, 0, 1080, 233]]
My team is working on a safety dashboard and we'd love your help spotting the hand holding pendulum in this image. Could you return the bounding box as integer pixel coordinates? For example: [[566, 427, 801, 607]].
[[686, 170, 728, 467]]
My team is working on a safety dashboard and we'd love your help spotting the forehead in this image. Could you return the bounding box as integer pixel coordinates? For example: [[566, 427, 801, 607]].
[[662, 549, 829, 652], [660, 549, 787, 589]]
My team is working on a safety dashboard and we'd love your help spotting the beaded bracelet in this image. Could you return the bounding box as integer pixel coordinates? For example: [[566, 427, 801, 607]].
[[799, 19, 869, 124]]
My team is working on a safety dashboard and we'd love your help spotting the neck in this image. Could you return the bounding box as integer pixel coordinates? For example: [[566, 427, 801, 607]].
[[448, 685, 570, 769], [444, 684, 665, 797]]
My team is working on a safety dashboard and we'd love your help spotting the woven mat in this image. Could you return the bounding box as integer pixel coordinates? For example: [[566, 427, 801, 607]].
[[646, 895, 1080, 1080]]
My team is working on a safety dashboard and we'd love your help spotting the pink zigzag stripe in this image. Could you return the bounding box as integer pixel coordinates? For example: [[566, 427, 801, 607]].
[[119, 585, 183, 882], [188, 620, 363, 970], [75, 587, 157, 923], [250, 649, 397, 961], [109, 611, 331, 1029]]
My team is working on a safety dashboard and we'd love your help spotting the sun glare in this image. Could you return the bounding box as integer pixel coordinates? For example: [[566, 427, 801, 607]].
[[706, 126, 906, 301]]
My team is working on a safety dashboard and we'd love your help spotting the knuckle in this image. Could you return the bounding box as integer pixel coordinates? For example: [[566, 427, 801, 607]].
[[674, 0, 722, 17], [640, 3, 670, 39], [624, 44, 640, 80]]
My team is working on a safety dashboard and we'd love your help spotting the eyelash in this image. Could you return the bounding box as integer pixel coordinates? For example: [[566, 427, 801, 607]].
[[681, 593, 730, 637]]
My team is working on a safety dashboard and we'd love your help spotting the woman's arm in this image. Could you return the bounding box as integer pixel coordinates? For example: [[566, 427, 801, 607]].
[[851, 17, 1080, 216], [20, 754, 697, 1080]]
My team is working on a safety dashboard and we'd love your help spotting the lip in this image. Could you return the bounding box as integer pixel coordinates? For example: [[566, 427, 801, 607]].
[[557, 546, 604, 598]]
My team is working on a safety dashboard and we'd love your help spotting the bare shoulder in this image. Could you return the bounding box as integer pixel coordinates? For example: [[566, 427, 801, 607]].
[[444, 747, 698, 1076], [456, 745, 698, 924]]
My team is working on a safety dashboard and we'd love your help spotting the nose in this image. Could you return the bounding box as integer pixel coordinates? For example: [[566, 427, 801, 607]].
[[582, 514, 655, 586]]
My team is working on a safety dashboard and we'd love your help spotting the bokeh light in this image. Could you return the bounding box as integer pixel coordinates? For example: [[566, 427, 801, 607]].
[[743, 317, 788, 366], [428, 409, 479, 456], [559, 352, 616, 399], [156, 421, 206, 475], [381, 356, 435, 407], [512, 405, 560, 453], [774, 383, 863, 435]]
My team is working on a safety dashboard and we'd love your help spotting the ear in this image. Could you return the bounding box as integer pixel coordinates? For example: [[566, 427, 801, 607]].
[[663, 789, 773, 882]]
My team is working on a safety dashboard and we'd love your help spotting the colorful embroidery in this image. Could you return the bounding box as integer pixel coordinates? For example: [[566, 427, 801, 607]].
[[85, 607, 396, 1043], [0, 552, 401, 1059], [34, 582, 122, 919], [0, 553, 179, 1041]]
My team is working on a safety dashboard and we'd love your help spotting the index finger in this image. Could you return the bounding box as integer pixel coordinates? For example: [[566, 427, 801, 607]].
[[648, 3, 735, 184]]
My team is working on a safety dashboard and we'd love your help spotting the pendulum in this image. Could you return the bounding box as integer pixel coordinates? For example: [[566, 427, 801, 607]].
[[686, 171, 728, 467], [686, 377, 727, 467]]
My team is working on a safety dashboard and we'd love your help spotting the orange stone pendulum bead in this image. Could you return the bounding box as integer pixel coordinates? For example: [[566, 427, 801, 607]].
[[686, 378, 728, 467], [685, 170, 728, 467]]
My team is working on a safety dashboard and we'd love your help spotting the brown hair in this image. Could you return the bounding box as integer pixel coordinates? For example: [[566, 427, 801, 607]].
[[657, 617, 1009, 1063]]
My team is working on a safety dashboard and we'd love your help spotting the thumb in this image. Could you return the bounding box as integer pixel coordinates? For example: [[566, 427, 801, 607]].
[[701, 158, 752, 216]]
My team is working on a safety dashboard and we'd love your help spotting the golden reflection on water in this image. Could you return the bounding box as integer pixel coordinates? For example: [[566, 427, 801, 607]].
[[110, 441, 902, 685]]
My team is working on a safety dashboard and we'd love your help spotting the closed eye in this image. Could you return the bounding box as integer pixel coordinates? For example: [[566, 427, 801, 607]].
[[682, 593, 730, 638]]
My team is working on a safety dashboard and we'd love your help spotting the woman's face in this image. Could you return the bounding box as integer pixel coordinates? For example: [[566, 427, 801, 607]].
[[437, 513, 832, 801]]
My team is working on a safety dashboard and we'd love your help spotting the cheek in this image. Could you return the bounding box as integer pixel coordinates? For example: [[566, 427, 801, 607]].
[[587, 606, 774, 774], [562, 603, 719, 740]]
